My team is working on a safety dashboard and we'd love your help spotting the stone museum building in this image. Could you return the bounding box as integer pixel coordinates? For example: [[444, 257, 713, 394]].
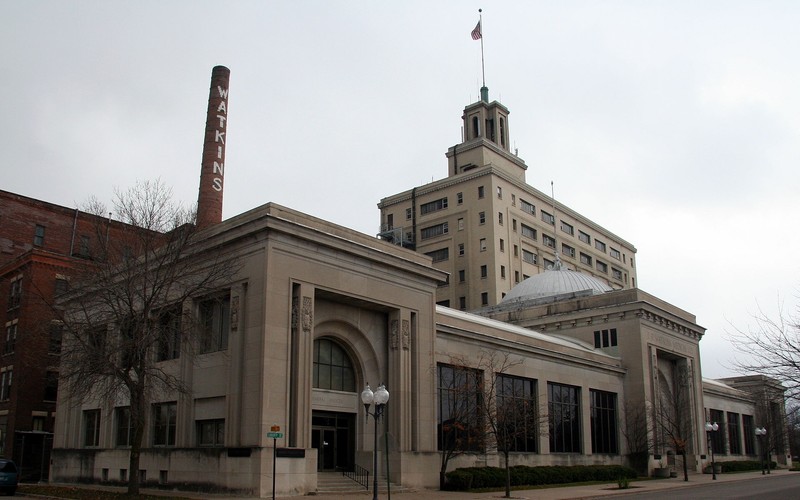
[[40, 70, 791, 496]]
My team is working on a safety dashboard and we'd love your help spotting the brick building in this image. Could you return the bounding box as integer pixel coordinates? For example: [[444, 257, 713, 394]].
[[0, 190, 133, 478]]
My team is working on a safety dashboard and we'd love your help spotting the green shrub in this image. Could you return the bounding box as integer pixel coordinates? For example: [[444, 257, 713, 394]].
[[444, 464, 638, 491], [717, 460, 778, 473]]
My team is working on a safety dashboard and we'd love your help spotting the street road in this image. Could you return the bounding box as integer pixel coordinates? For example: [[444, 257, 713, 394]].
[[593, 473, 800, 500]]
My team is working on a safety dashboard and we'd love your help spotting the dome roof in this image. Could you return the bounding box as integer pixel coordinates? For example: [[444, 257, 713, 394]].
[[501, 265, 612, 304]]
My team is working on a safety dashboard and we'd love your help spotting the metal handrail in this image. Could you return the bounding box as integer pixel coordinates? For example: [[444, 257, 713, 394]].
[[343, 464, 370, 489]]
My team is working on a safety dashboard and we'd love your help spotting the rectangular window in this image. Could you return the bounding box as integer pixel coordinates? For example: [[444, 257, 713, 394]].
[[595, 239, 606, 252], [590, 389, 618, 454], [420, 222, 448, 240], [197, 419, 225, 447], [742, 414, 756, 454], [49, 322, 63, 354], [593, 328, 618, 348], [610, 248, 621, 260], [497, 186, 503, 199], [478, 186, 485, 199], [199, 294, 230, 353], [457, 192, 463, 205], [156, 307, 181, 362], [727, 412, 741, 454], [420, 197, 448, 215], [79, 235, 91, 257], [152, 402, 177, 446], [522, 249, 537, 265], [496, 374, 538, 453], [5, 324, 16, 354], [580, 252, 592, 266], [459, 296, 466, 310], [8, 279, 21, 310], [520, 199, 535, 216], [562, 243, 575, 258], [116, 407, 133, 447], [84, 409, 101, 447], [521, 224, 537, 241], [481, 292, 489, 305], [480, 265, 488, 278], [560, 221, 574, 236], [479, 238, 487, 252], [437, 364, 483, 452], [0, 370, 12, 400], [458, 269, 466, 282], [405, 208, 411, 220], [543, 235, 555, 249], [512, 219, 517, 231], [458, 243, 465, 256], [499, 239, 505, 252], [709, 408, 726, 454], [596, 260, 608, 273], [612, 268, 623, 280], [513, 245, 519, 257], [500, 266, 506, 279], [543, 258, 554, 270], [478, 212, 486, 224], [425, 247, 450, 263], [34, 224, 46, 246], [498, 212, 503, 225], [514, 271, 520, 283], [54, 277, 69, 296], [511, 194, 516, 206], [44, 370, 58, 401], [578, 231, 590, 244], [541, 211, 555, 225], [548, 382, 581, 453]]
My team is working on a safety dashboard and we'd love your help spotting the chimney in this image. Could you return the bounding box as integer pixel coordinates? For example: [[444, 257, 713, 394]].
[[196, 65, 230, 230]]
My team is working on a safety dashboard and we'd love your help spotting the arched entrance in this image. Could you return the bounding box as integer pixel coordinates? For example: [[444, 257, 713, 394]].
[[311, 338, 358, 471]]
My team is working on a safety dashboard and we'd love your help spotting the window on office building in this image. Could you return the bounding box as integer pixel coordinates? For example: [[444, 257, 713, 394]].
[[458, 269, 466, 282], [580, 252, 592, 266], [543, 235, 555, 248], [578, 231, 590, 244], [457, 192, 463, 204], [458, 243, 465, 256], [727, 412, 741, 455], [199, 293, 230, 353], [593, 328, 618, 348], [548, 382, 581, 453], [478, 186, 485, 199], [481, 292, 489, 305], [590, 389, 618, 454], [497, 374, 538, 452], [479, 238, 487, 252], [596, 260, 608, 273], [610, 248, 621, 260], [709, 409, 726, 454], [541, 211, 555, 225], [562, 243, 575, 258], [34, 224, 46, 246], [479, 212, 486, 224], [116, 407, 133, 447], [522, 249, 537, 265], [438, 364, 483, 452], [497, 186, 503, 199], [560, 221, 574, 236], [197, 419, 225, 447], [612, 268, 623, 280], [152, 402, 177, 446], [595, 239, 606, 252], [420, 197, 448, 215], [480, 265, 487, 278], [420, 222, 448, 240], [83, 409, 101, 447], [520, 199, 535, 215], [498, 212, 503, 225], [521, 224, 536, 241]]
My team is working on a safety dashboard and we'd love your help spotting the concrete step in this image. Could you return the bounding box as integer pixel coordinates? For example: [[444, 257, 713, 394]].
[[317, 472, 409, 494]]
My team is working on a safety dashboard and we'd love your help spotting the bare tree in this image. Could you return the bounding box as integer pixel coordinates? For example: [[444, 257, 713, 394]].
[[655, 362, 694, 481], [443, 351, 547, 497], [54, 179, 239, 495], [620, 398, 653, 474], [728, 302, 800, 403]]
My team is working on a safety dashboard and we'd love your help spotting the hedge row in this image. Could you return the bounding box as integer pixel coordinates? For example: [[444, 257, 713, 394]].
[[444, 465, 638, 490], [717, 460, 778, 473]]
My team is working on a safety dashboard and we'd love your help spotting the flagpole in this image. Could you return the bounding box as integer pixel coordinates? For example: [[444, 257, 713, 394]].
[[479, 9, 485, 88]]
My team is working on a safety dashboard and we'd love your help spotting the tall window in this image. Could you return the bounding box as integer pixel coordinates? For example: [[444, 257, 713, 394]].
[[496, 374, 538, 452], [197, 419, 225, 446], [8, 279, 21, 310], [313, 338, 355, 392], [83, 409, 101, 447], [742, 414, 756, 454], [156, 307, 181, 361], [480, 265, 488, 278], [34, 224, 46, 246], [478, 186, 485, 199], [548, 382, 581, 453], [727, 412, 741, 454], [44, 371, 58, 401], [152, 402, 177, 446], [199, 294, 230, 353], [4, 324, 16, 354], [0, 370, 12, 400], [116, 407, 133, 447], [478, 212, 486, 224], [438, 364, 483, 452], [709, 408, 726, 454], [590, 389, 618, 454]]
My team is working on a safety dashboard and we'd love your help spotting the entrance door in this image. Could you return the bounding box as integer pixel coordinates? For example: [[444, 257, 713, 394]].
[[312, 411, 354, 472], [312, 427, 337, 471]]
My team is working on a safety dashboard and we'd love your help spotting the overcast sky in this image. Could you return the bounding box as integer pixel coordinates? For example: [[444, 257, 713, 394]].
[[4, 1, 799, 379]]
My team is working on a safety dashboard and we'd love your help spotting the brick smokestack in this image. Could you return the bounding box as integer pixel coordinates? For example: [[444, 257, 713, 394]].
[[196, 65, 230, 230]]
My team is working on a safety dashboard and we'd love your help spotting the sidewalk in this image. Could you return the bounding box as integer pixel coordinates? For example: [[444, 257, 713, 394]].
[[24, 469, 792, 500]]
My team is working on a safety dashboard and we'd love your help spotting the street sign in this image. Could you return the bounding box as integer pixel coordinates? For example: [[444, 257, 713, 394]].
[[267, 432, 283, 439]]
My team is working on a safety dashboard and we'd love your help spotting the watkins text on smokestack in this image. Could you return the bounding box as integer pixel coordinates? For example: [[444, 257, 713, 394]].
[[197, 66, 231, 230]]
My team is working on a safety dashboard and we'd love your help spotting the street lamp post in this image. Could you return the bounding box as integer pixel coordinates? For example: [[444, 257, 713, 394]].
[[705, 421, 719, 480], [755, 427, 767, 475], [362, 383, 389, 500]]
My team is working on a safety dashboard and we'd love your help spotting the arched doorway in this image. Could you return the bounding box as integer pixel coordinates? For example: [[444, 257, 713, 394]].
[[311, 338, 357, 471]]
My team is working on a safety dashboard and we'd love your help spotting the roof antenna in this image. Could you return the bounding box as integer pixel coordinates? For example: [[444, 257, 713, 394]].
[[550, 180, 562, 271]]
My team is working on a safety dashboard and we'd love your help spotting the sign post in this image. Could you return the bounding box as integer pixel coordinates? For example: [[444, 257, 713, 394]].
[[267, 425, 284, 500]]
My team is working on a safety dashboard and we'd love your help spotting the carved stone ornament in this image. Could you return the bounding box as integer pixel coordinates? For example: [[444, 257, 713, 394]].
[[401, 319, 410, 350], [302, 296, 313, 333], [291, 299, 299, 330], [390, 320, 399, 350], [230, 295, 240, 331]]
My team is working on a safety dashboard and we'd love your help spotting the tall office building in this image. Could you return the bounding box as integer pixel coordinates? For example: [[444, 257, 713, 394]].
[[378, 90, 637, 310]]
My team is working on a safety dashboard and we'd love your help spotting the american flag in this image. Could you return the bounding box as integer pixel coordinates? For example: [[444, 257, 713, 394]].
[[471, 20, 482, 40]]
